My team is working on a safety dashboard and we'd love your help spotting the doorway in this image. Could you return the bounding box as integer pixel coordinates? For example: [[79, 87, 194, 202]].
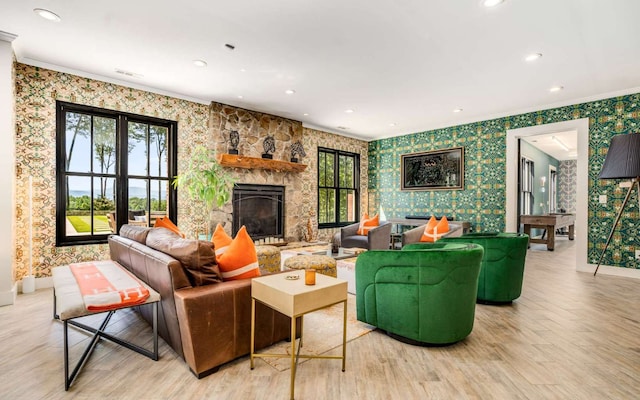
[[506, 118, 589, 270]]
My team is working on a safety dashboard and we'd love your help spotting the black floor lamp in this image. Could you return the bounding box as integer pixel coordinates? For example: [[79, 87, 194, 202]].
[[594, 133, 640, 276]]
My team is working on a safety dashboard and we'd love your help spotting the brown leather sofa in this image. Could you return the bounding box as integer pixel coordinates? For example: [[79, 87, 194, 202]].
[[108, 225, 294, 378]]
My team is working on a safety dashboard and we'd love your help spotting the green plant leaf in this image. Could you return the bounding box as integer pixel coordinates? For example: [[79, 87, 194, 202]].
[[172, 145, 235, 212]]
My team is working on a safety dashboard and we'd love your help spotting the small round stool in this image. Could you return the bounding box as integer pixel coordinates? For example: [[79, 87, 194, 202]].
[[255, 245, 281, 274], [283, 255, 337, 277]]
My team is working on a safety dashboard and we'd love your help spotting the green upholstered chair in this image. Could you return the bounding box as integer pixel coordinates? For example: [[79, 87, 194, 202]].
[[355, 242, 483, 345], [440, 232, 529, 303]]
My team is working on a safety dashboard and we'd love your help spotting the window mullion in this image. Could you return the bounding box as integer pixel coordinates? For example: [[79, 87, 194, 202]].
[[116, 115, 128, 229]]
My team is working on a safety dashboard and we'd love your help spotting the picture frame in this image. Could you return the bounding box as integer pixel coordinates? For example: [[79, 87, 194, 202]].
[[401, 147, 464, 190]]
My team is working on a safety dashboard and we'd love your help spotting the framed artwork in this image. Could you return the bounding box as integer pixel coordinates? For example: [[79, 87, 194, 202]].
[[401, 147, 464, 190]]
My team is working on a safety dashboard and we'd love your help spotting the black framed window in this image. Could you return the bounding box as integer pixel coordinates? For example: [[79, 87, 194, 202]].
[[520, 157, 534, 215], [318, 147, 359, 228], [56, 101, 177, 246]]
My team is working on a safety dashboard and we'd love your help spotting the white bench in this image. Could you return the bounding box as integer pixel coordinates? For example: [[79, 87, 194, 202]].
[[52, 261, 160, 390]]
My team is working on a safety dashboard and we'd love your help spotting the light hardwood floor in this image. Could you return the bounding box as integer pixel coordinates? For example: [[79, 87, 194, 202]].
[[1, 238, 639, 399]]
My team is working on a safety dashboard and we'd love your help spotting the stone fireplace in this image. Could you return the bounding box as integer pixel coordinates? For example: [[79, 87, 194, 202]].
[[232, 184, 285, 240]]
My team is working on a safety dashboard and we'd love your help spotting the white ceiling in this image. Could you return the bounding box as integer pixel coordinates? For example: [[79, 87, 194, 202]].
[[522, 130, 577, 161], [2, 0, 640, 141]]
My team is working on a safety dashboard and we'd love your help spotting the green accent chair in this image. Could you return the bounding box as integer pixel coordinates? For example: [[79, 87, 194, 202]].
[[355, 242, 484, 345], [440, 232, 529, 303]]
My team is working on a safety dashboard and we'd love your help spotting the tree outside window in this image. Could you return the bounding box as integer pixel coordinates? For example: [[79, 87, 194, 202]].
[[318, 147, 359, 228], [56, 102, 177, 246]]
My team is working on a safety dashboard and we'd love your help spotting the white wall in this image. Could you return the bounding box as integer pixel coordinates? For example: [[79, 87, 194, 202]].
[[0, 32, 17, 306]]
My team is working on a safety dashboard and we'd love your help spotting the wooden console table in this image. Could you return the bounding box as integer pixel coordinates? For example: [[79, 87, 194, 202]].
[[520, 213, 575, 251]]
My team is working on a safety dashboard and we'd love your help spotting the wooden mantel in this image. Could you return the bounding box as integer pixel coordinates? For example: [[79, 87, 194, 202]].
[[217, 153, 307, 173]]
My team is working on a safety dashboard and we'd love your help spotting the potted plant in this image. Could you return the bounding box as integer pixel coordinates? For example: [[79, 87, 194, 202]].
[[172, 145, 235, 238]]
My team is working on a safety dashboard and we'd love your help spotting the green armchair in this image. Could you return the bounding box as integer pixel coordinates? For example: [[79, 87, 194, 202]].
[[355, 242, 483, 345], [440, 232, 529, 303]]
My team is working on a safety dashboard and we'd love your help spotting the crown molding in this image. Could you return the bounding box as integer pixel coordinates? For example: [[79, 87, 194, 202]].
[[16, 57, 210, 105], [0, 31, 18, 43]]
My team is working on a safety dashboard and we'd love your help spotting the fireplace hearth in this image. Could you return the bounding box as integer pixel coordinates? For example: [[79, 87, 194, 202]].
[[232, 184, 285, 240]]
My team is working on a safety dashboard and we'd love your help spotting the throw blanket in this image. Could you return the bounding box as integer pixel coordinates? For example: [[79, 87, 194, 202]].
[[69, 260, 150, 312]]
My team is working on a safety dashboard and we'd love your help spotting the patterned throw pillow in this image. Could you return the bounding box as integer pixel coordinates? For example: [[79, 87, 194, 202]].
[[357, 214, 380, 235], [420, 216, 450, 242], [215, 226, 261, 281], [153, 216, 185, 238]]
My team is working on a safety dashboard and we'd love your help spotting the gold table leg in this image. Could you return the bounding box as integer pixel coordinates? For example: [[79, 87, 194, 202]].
[[250, 298, 255, 370], [342, 299, 347, 371], [290, 315, 297, 400]]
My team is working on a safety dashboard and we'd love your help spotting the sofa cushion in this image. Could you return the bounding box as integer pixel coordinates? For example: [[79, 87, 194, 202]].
[[357, 213, 379, 235], [212, 223, 233, 256], [119, 224, 153, 244], [154, 216, 185, 238], [146, 227, 221, 286], [216, 226, 261, 281], [341, 234, 369, 249], [420, 216, 450, 242]]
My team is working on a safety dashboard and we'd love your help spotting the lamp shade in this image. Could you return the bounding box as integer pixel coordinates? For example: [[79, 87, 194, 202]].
[[598, 133, 640, 179]]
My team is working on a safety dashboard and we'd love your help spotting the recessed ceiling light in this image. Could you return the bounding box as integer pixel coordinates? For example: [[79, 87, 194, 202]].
[[525, 53, 542, 62], [285, 89, 296, 95], [33, 8, 61, 22], [549, 86, 564, 92], [344, 109, 354, 113], [193, 60, 207, 67], [453, 108, 463, 113], [482, 0, 505, 7], [237, 95, 244, 99], [389, 123, 397, 127], [240, 68, 246, 72], [303, 113, 309, 116]]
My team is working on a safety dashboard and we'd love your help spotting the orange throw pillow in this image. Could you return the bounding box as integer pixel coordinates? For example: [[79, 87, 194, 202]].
[[357, 214, 380, 235], [153, 216, 185, 238], [212, 223, 233, 256], [420, 216, 450, 242], [216, 226, 261, 281]]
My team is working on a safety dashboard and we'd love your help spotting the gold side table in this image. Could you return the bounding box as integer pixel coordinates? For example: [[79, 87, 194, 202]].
[[250, 271, 348, 400]]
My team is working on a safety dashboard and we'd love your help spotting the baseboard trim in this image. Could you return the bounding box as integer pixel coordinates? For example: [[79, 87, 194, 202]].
[[577, 263, 640, 279], [17, 276, 53, 294], [0, 283, 17, 306], [35, 276, 53, 289]]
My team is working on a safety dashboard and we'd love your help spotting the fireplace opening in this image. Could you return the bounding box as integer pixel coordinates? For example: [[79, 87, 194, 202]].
[[232, 184, 285, 240]]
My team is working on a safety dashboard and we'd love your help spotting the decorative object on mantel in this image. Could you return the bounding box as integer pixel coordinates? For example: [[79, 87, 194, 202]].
[[290, 140, 306, 163], [172, 145, 235, 237], [217, 153, 307, 173], [262, 136, 276, 159], [593, 133, 640, 276], [228, 130, 239, 155]]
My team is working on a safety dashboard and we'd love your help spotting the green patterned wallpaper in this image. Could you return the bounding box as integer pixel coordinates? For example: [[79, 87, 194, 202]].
[[369, 93, 640, 269]]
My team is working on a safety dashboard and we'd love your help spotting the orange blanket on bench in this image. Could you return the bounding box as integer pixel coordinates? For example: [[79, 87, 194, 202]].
[[69, 261, 150, 312]]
